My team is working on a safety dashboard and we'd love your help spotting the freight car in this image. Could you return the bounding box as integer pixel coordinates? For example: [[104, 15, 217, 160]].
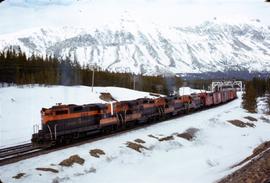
[[32, 88, 237, 147]]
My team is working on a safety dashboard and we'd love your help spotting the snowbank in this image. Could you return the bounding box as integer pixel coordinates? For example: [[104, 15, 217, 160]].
[[257, 96, 270, 114]]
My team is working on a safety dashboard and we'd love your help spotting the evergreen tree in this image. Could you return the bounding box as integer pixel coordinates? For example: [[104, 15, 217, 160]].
[[0, 47, 184, 95], [242, 81, 257, 113]]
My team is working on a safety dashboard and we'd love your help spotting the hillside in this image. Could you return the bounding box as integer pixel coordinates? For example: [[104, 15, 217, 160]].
[[0, 86, 270, 183], [0, 21, 270, 75]]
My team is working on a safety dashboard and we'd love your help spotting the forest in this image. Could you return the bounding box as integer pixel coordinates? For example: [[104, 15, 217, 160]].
[[242, 77, 270, 114], [0, 48, 182, 95]]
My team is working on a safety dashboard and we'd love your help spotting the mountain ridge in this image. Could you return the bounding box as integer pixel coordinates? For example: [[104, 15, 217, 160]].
[[1, 21, 270, 75]]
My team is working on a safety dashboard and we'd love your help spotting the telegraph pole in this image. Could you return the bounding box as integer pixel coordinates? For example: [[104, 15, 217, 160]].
[[133, 73, 136, 90], [91, 68, 95, 92]]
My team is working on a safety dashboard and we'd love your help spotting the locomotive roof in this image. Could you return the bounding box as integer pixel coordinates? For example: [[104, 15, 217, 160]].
[[75, 103, 107, 109]]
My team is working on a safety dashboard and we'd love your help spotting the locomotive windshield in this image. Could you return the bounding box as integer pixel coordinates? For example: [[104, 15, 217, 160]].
[[55, 110, 68, 115]]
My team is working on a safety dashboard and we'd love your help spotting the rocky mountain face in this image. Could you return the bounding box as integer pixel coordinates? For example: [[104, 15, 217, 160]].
[[0, 21, 270, 75]]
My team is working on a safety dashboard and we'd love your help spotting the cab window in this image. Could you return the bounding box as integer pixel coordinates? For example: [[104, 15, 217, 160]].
[[55, 110, 68, 115]]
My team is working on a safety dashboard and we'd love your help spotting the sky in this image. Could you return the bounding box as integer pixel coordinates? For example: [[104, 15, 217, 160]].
[[0, 0, 269, 34]]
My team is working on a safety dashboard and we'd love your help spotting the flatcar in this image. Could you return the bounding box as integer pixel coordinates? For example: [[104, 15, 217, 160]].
[[32, 88, 237, 147]]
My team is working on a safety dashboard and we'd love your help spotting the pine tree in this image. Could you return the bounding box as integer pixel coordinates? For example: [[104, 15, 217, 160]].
[[242, 81, 257, 113], [0, 47, 184, 94]]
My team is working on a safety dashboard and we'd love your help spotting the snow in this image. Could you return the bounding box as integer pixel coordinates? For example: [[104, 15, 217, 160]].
[[179, 87, 206, 95], [1, 21, 269, 75], [0, 85, 270, 183], [257, 95, 270, 114], [0, 85, 156, 148]]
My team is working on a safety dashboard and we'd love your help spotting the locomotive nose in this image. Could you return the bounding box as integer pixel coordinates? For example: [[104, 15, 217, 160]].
[[31, 130, 53, 148]]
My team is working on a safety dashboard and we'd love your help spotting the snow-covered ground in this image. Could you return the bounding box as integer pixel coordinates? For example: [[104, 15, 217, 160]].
[[257, 95, 270, 114], [0, 85, 270, 183]]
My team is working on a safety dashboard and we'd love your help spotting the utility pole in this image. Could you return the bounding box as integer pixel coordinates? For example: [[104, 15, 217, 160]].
[[133, 74, 136, 90], [91, 68, 95, 92]]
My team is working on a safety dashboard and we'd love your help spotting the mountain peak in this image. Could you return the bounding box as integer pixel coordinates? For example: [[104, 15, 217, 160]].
[[0, 21, 269, 75]]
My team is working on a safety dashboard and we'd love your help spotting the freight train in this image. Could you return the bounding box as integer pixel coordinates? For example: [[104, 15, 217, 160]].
[[32, 88, 237, 147]]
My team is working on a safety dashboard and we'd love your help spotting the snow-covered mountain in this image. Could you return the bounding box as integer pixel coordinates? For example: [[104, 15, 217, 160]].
[[0, 0, 269, 75], [1, 20, 270, 75]]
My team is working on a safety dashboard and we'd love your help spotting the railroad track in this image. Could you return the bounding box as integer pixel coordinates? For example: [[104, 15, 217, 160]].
[[0, 143, 43, 166], [0, 114, 195, 166], [0, 143, 32, 154], [0, 121, 159, 166]]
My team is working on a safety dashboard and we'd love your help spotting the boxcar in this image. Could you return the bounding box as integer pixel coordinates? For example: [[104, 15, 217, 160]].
[[213, 92, 222, 105]]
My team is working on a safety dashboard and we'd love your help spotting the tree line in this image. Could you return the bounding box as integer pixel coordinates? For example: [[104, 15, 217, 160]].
[[242, 77, 270, 113], [0, 48, 182, 95]]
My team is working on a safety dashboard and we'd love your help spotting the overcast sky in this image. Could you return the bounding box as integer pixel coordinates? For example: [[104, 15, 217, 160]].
[[0, 0, 269, 34]]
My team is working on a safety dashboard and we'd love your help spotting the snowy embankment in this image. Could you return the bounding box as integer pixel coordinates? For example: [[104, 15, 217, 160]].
[[0, 85, 270, 183], [257, 95, 270, 114], [0, 85, 156, 148]]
